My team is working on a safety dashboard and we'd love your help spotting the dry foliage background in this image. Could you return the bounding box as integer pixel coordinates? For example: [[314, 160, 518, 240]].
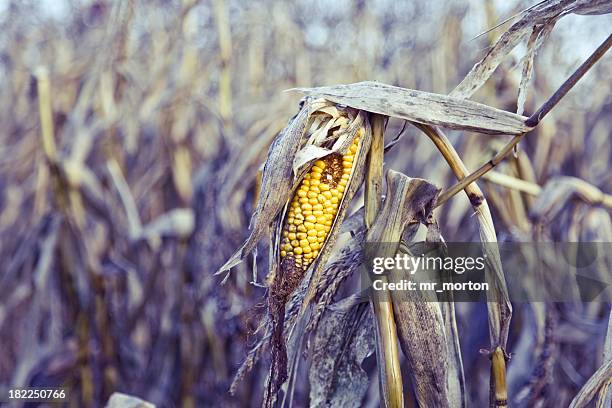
[[0, 0, 610, 407]]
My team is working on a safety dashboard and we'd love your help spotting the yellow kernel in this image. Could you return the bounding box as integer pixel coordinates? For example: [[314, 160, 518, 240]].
[[297, 232, 307, 239], [308, 236, 318, 243], [299, 239, 309, 247], [310, 185, 320, 193], [288, 225, 296, 232], [343, 155, 354, 162], [307, 229, 318, 237], [294, 247, 303, 255], [315, 223, 326, 231], [288, 217, 295, 224], [337, 185, 345, 192], [311, 165, 323, 174], [317, 230, 326, 237], [291, 201, 299, 208], [318, 236, 325, 243], [311, 242, 320, 250], [298, 225, 306, 232], [310, 179, 320, 186], [302, 179, 310, 186], [281, 250, 287, 257], [297, 190, 307, 197], [283, 231, 288, 237], [306, 192, 316, 199], [330, 189, 339, 197], [295, 214, 304, 221], [342, 161, 352, 169], [304, 173, 311, 179], [288, 233, 297, 240], [304, 221, 315, 229], [302, 246, 312, 254], [311, 172, 322, 180], [305, 215, 316, 223], [330, 196, 339, 204], [314, 160, 326, 168], [320, 184, 330, 191], [313, 210, 324, 217], [324, 220, 332, 226], [317, 217, 326, 225], [341, 173, 350, 180], [283, 244, 292, 251], [324, 225, 331, 232], [304, 252, 313, 259], [309, 198, 318, 205], [322, 191, 332, 199], [325, 213, 334, 220], [303, 211, 312, 216], [291, 240, 300, 247], [312, 250, 319, 257], [313, 203, 323, 211]]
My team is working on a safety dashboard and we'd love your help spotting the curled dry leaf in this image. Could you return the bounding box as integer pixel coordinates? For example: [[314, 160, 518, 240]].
[[309, 298, 374, 408], [530, 176, 612, 223], [366, 171, 464, 407], [452, 0, 611, 100], [293, 81, 532, 135]]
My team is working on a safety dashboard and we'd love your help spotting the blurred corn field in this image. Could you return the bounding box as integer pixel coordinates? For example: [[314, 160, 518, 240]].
[[0, 0, 611, 407]]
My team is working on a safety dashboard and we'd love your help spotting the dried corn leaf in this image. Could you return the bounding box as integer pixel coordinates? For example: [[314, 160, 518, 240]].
[[530, 176, 612, 223], [309, 298, 374, 408], [568, 360, 612, 408], [452, 0, 610, 100], [366, 171, 464, 407], [293, 81, 531, 135], [105, 393, 155, 408]]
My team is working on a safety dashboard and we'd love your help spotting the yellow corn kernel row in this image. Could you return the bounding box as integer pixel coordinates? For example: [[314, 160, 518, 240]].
[[280, 134, 360, 270]]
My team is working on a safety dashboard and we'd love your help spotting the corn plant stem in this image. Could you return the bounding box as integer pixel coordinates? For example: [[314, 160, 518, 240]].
[[213, 0, 233, 126], [437, 33, 612, 206], [525, 33, 612, 128], [367, 114, 404, 408], [484, 171, 542, 196], [35, 67, 57, 163], [471, 170, 612, 210], [414, 123, 511, 408]]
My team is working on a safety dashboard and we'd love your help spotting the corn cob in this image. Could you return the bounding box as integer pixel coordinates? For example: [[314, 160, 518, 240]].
[[279, 131, 361, 272]]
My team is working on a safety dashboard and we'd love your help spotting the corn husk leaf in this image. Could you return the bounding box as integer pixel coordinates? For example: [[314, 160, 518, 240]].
[[216, 103, 310, 275], [308, 297, 374, 408], [366, 171, 464, 407], [292, 81, 531, 135]]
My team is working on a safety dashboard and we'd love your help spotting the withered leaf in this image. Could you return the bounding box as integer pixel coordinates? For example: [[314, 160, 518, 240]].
[[293, 81, 531, 135]]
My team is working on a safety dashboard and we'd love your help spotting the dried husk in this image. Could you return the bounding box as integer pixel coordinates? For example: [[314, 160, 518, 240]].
[[366, 171, 464, 407], [308, 296, 374, 408]]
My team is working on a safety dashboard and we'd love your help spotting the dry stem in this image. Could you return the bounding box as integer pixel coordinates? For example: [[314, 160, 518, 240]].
[[366, 114, 404, 408]]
